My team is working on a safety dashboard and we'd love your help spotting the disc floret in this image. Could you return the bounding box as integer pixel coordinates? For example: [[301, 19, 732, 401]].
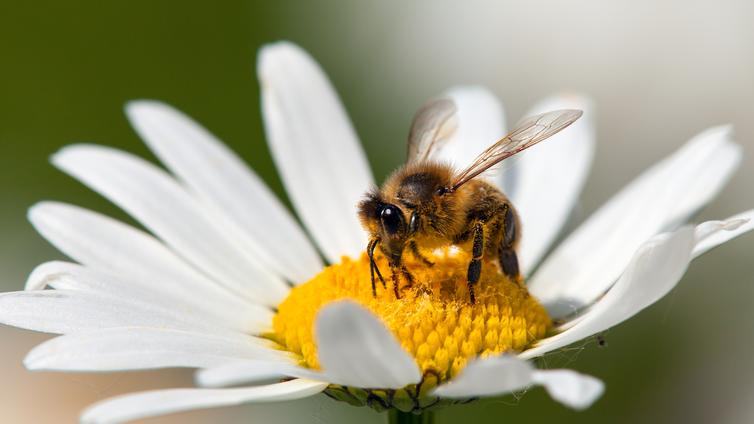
[[271, 250, 551, 412]]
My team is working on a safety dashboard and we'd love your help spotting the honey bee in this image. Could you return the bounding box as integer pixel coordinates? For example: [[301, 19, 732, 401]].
[[358, 98, 582, 303]]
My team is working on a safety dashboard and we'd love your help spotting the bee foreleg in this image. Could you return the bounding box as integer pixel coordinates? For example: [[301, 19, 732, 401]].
[[408, 241, 434, 267], [382, 257, 413, 300], [467, 221, 484, 304], [389, 265, 402, 299], [368, 239, 387, 297]]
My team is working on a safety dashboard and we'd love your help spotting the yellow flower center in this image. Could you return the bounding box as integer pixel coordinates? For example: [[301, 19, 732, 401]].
[[272, 249, 551, 388]]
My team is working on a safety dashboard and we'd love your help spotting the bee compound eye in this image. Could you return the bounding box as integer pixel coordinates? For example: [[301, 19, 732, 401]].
[[380, 205, 404, 235]]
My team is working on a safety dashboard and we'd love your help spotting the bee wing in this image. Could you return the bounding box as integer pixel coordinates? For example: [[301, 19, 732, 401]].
[[407, 98, 459, 162], [450, 109, 583, 190]]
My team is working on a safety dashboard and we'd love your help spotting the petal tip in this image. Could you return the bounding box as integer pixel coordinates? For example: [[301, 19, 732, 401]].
[[124, 99, 166, 119], [316, 299, 365, 320], [257, 40, 307, 77], [26, 201, 48, 223], [533, 369, 605, 411], [532, 92, 595, 114], [724, 218, 749, 232], [49, 146, 71, 168], [701, 124, 735, 143], [49, 143, 95, 170], [22, 346, 45, 370], [24, 261, 68, 291], [444, 85, 496, 98]]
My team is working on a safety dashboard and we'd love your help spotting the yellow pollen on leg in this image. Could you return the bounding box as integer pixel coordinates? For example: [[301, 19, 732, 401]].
[[271, 250, 551, 383]]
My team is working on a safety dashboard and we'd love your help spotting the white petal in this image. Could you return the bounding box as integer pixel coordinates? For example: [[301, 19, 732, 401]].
[[530, 126, 741, 317], [432, 356, 603, 410], [437, 86, 507, 187], [126, 101, 322, 283], [531, 369, 605, 410], [80, 379, 327, 424], [25, 261, 206, 315], [28, 202, 270, 331], [51, 145, 289, 306], [521, 226, 695, 358], [512, 94, 596, 273], [693, 210, 754, 257], [195, 360, 297, 388], [431, 356, 533, 398], [258, 41, 373, 262], [0, 290, 233, 336], [25, 261, 273, 334], [198, 312, 432, 388], [24, 327, 288, 372], [315, 300, 421, 389], [195, 359, 344, 389], [26, 261, 77, 291]]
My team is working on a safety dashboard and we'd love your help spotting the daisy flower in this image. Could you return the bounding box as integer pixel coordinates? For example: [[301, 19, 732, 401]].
[[1, 41, 752, 424]]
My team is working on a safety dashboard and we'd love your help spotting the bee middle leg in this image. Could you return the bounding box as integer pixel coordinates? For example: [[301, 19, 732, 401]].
[[466, 221, 485, 304], [408, 240, 434, 267]]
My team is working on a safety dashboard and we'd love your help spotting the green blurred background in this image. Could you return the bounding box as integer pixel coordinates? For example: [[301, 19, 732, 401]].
[[1, 1, 753, 422]]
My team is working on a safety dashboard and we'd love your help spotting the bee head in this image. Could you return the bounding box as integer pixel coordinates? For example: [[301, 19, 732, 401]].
[[358, 191, 408, 263]]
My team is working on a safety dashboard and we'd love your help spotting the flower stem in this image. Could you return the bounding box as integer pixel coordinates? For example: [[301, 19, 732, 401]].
[[388, 410, 435, 424]]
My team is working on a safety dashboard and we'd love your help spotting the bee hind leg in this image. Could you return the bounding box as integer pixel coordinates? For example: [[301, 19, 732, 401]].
[[466, 221, 485, 304], [499, 248, 520, 280], [498, 205, 521, 282]]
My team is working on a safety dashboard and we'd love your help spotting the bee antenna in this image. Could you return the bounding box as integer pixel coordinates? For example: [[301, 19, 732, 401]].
[[368, 238, 387, 297]]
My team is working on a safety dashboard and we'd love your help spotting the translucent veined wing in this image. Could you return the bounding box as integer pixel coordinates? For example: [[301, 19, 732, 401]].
[[450, 109, 583, 190], [407, 98, 459, 162]]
